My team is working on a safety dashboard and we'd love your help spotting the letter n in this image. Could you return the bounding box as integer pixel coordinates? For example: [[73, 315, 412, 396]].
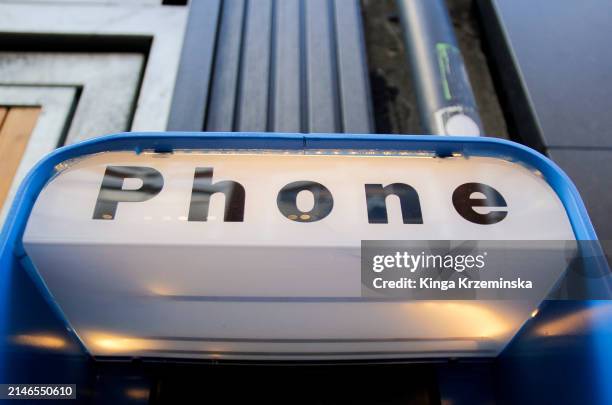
[[365, 183, 423, 224]]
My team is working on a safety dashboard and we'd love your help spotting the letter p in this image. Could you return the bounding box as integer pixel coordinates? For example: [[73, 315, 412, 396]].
[[93, 166, 163, 220]]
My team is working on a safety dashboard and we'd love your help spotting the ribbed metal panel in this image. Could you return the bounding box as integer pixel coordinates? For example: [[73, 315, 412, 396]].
[[171, 0, 373, 133]]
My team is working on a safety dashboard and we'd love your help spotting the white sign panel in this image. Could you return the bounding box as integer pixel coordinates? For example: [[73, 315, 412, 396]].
[[23, 151, 574, 360]]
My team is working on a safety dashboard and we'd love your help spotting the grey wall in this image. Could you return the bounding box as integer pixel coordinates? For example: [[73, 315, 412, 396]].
[[478, 0, 612, 239]]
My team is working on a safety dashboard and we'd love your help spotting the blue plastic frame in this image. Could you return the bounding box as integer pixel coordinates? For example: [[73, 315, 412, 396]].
[[0, 132, 605, 400]]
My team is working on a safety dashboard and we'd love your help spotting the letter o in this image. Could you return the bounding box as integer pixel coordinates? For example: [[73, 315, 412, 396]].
[[277, 181, 333, 222]]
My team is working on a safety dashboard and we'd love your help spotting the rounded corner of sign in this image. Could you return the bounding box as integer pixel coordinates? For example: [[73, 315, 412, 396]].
[[473, 138, 597, 240]]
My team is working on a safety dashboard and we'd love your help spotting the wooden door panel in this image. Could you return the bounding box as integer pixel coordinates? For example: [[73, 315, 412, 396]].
[[0, 107, 41, 210]]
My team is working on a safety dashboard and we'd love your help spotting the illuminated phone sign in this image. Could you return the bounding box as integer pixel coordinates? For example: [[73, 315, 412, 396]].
[[23, 151, 574, 361]]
